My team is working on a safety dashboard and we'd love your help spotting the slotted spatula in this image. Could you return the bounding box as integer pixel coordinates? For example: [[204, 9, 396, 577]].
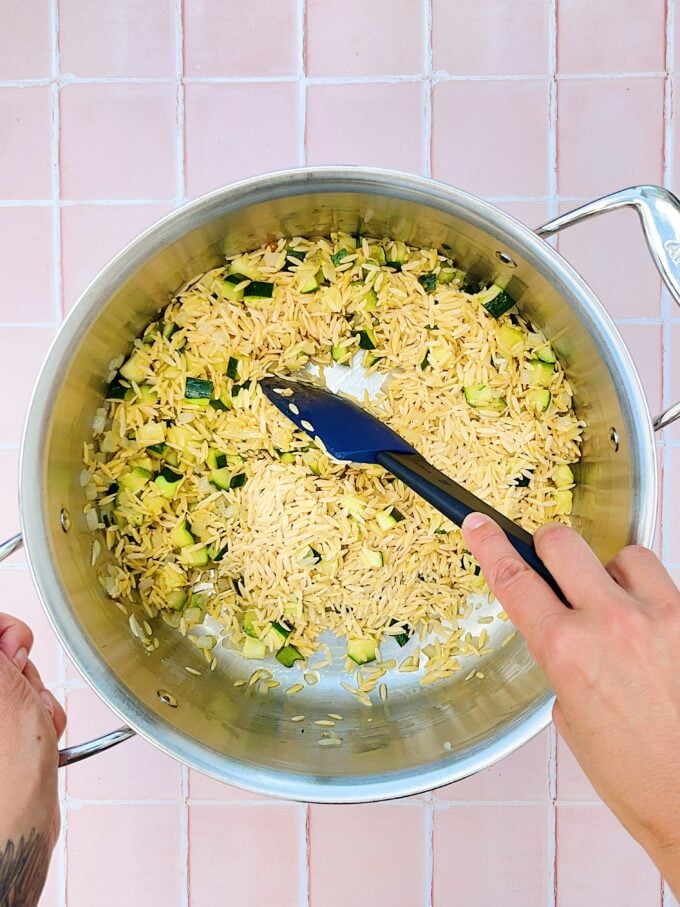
[[260, 375, 566, 604]]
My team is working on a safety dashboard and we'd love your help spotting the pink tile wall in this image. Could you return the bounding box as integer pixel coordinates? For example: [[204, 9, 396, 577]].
[[0, 0, 677, 905]]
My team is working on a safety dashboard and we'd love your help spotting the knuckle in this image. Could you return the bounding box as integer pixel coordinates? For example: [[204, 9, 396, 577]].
[[535, 521, 572, 551], [489, 554, 533, 591]]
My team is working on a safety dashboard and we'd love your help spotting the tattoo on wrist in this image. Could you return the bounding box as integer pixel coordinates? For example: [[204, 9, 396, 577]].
[[0, 829, 49, 907]]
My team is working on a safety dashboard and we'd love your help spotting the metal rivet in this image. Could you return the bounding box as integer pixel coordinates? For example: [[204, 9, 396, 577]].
[[609, 428, 620, 452], [59, 508, 71, 533], [157, 690, 178, 708], [495, 250, 517, 268]]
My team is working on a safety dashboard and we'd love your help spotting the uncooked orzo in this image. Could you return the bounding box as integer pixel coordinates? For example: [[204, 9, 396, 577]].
[[83, 232, 583, 687]]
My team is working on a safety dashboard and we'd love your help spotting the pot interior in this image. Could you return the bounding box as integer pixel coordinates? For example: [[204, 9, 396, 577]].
[[22, 171, 655, 800]]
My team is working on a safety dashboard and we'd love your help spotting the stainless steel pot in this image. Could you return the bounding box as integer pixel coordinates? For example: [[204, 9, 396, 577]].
[[3, 170, 680, 800]]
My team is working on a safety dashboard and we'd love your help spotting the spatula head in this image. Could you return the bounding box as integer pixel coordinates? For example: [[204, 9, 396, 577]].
[[259, 376, 416, 464]]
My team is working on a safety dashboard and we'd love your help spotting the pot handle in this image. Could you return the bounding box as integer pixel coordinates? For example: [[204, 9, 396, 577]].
[[0, 531, 136, 766], [537, 184, 680, 432]]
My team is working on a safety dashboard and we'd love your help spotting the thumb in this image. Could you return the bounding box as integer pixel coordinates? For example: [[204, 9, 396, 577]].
[[462, 512, 567, 660]]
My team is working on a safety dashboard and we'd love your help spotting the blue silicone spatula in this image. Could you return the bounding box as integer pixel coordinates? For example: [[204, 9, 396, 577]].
[[260, 375, 566, 604]]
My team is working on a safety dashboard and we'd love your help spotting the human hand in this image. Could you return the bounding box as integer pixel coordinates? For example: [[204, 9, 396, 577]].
[[0, 613, 66, 906], [462, 514, 680, 895]]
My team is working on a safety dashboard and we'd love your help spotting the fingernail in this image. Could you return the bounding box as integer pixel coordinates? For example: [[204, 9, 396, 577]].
[[40, 691, 55, 717], [463, 513, 490, 532], [12, 647, 28, 672]]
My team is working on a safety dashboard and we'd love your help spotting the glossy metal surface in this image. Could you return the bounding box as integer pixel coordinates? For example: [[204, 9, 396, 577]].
[[18, 169, 659, 801]]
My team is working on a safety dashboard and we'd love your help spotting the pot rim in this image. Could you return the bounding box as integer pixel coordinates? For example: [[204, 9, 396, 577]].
[[18, 166, 657, 801]]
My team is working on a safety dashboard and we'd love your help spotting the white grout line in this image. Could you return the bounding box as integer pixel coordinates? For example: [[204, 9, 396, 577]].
[[175, 0, 185, 205], [0, 72, 670, 89], [299, 804, 310, 907], [423, 0, 433, 179], [296, 0, 307, 166], [180, 765, 190, 907], [423, 792, 434, 907]]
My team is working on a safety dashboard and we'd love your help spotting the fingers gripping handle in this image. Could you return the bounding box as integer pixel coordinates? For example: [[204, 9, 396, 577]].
[[0, 531, 136, 766], [538, 185, 680, 432]]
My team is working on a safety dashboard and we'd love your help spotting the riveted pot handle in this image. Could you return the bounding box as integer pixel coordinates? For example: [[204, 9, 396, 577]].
[[537, 185, 680, 306], [537, 185, 680, 432], [0, 532, 136, 765], [59, 726, 136, 766]]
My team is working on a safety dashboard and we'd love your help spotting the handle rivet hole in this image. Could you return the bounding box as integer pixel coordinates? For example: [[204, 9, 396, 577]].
[[59, 508, 71, 533], [157, 690, 178, 708], [495, 250, 517, 268], [608, 428, 620, 452]]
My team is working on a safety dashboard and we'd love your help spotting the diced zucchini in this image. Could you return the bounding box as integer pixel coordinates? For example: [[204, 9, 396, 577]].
[[207, 449, 228, 470], [418, 273, 437, 293], [477, 284, 516, 318], [464, 384, 507, 412], [185, 377, 214, 400], [513, 471, 533, 488], [343, 495, 367, 520], [363, 351, 382, 368], [226, 452, 245, 467], [331, 249, 348, 267], [162, 321, 180, 341], [360, 547, 384, 568], [276, 450, 296, 465], [148, 443, 166, 455], [167, 424, 195, 451], [220, 274, 247, 302], [389, 618, 411, 648], [119, 350, 147, 384], [166, 589, 188, 611], [154, 466, 182, 499], [277, 645, 304, 667], [269, 621, 290, 649], [347, 637, 378, 665], [524, 359, 554, 388], [209, 541, 228, 562], [230, 473, 247, 489], [362, 288, 378, 312], [299, 546, 322, 567], [283, 248, 307, 270], [317, 557, 339, 576], [365, 243, 386, 265], [375, 507, 405, 531], [332, 341, 354, 365], [497, 325, 524, 355], [525, 388, 551, 413], [106, 376, 130, 401], [118, 467, 153, 494], [210, 395, 233, 412], [554, 488, 573, 515], [209, 467, 232, 490], [137, 384, 158, 405], [299, 271, 321, 293], [244, 281, 275, 302], [134, 421, 165, 448], [226, 355, 243, 381], [554, 464, 575, 488], [142, 322, 160, 344], [171, 519, 195, 549], [437, 265, 457, 285], [535, 345, 556, 364], [229, 255, 261, 281], [242, 637, 267, 659], [243, 608, 260, 639], [180, 545, 209, 568], [355, 327, 377, 350]]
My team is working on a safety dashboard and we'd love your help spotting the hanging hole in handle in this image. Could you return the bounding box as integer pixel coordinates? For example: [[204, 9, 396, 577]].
[[495, 250, 517, 268], [157, 689, 178, 708], [59, 508, 71, 533], [609, 428, 620, 452]]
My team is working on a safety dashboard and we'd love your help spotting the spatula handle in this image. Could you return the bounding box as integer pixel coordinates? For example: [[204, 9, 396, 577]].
[[376, 450, 567, 605]]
